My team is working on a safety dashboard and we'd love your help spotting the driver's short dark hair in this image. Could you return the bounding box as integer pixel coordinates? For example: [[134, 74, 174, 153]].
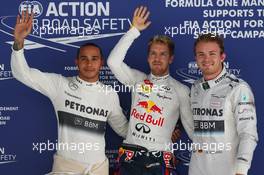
[[148, 35, 175, 56], [76, 43, 103, 59], [194, 33, 224, 55]]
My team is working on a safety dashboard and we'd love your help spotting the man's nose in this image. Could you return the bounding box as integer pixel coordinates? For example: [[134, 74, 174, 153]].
[[154, 54, 162, 60], [84, 59, 92, 66], [203, 54, 210, 61]]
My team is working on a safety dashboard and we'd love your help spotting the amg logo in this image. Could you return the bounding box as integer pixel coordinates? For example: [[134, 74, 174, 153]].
[[0, 147, 4, 154], [0, 64, 4, 71]]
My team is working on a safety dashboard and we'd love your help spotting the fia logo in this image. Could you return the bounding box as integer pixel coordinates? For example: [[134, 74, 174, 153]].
[[19, 1, 43, 17]]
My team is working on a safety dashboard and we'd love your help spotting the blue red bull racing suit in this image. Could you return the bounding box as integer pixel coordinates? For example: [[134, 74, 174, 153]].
[[107, 27, 194, 175]]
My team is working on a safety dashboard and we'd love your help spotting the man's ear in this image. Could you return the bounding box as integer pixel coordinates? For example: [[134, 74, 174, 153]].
[[169, 55, 174, 64], [220, 53, 226, 62], [101, 59, 104, 67]]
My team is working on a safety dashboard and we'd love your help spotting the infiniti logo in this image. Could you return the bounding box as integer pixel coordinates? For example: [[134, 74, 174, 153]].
[[135, 123, 151, 134], [161, 85, 171, 91]]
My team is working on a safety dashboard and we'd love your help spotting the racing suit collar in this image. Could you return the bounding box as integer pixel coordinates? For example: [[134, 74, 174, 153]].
[[76, 76, 100, 87], [200, 67, 227, 90], [149, 73, 170, 83]]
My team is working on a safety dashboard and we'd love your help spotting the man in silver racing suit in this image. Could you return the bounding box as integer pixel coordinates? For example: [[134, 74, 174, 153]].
[[11, 10, 128, 175], [107, 6, 193, 175], [189, 33, 258, 175]]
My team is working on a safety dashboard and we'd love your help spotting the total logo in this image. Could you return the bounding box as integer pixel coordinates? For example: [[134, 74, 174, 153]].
[[131, 100, 164, 127], [0, 147, 17, 164], [0, 64, 13, 81], [176, 61, 241, 84]]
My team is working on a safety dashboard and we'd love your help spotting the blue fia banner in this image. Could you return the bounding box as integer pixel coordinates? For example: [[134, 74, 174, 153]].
[[0, 0, 263, 174]]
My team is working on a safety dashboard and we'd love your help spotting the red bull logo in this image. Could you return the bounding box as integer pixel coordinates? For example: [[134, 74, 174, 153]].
[[137, 100, 163, 114], [131, 108, 164, 127], [131, 100, 164, 127]]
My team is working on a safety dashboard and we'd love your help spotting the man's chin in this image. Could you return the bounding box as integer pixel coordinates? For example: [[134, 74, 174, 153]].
[[151, 70, 167, 77], [201, 67, 212, 73], [81, 73, 97, 79], [202, 70, 216, 77]]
